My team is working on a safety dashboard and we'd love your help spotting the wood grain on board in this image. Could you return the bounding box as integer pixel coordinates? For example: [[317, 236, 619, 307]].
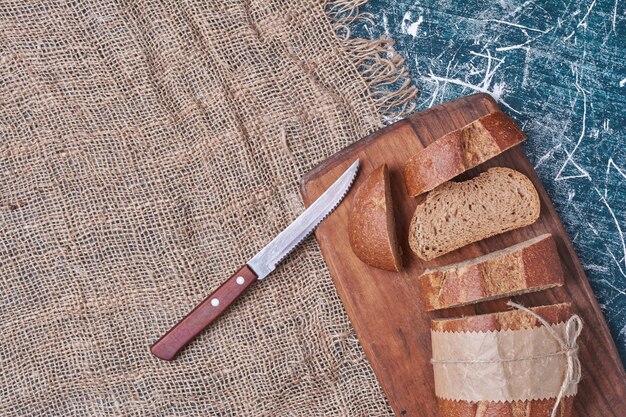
[[299, 94, 626, 417]]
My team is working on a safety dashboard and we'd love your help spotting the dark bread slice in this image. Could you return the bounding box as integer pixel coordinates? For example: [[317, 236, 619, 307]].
[[432, 303, 575, 417], [403, 111, 526, 197], [409, 167, 540, 261], [419, 234, 564, 311], [348, 164, 402, 271]]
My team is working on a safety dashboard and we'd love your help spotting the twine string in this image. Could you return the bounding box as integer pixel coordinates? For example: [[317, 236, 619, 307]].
[[507, 301, 582, 417]]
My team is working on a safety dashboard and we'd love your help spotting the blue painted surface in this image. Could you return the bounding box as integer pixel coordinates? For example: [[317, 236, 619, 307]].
[[354, 0, 626, 363]]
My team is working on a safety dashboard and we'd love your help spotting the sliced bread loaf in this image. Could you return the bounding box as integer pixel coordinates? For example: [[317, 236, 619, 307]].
[[409, 167, 540, 260], [419, 234, 563, 311], [349, 164, 402, 271], [403, 111, 526, 197], [432, 303, 575, 417]]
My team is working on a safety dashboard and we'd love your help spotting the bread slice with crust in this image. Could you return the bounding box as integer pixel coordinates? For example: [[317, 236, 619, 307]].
[[432, 303, 575, 417], [403, 111, 526, 197], [409, 167, 540, 261], [431, 302, 572, 332], [349, 164, 402, 272], [418, 234, 563, 311]]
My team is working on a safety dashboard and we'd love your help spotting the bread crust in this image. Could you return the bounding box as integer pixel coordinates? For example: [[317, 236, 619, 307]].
[[419, 234, 564, 311], [348, 164, 402, 271], [408, 167, 541, 260], [432, 303, 575, 417], [403, 111, 526, 197], [431, 303, 572, 333]]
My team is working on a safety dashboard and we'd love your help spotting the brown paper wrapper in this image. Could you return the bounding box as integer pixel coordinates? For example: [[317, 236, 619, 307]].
[[431, 322, 578, 402]]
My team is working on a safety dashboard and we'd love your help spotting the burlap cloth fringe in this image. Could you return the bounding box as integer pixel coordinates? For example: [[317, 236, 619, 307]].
[[0, 0, 417, 416]]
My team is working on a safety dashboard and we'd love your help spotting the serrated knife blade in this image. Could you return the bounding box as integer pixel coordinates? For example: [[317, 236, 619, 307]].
[[151, 159, 360, 361], [248, 159, 360, 279]]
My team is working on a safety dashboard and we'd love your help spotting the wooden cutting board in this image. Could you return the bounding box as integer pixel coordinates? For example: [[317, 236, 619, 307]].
[[299, 94, 626, 417]]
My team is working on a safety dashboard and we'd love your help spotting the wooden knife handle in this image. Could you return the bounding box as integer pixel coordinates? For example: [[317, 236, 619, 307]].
[[151, 265, 258, 361]]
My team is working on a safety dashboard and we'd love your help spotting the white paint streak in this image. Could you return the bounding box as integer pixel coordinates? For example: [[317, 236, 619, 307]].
[[496, 39, 534, 51], [605, 158, 626, 197], [534, 143, 562, 169], [606, 246, 626, 278], [469, 51, 505, 62], [607, 159, 626, 180], [613, 0, 619, 32], [556, 75, 590, 181], [408, 17, 423, 37], [437, 60, 454, 105], [558, 148, 590, 180], [487, 19, 551, 33], [401, 12, 424, 38], [620, 78, 626, 87], [577, 0, 597, 29], [595, 186, 626, 273], [479, 49, 506, 91], [522, 46, 531, 87], [423, 72, 518, 113], [425, 44, 513, 110], [568, 189, 576, 202], [601, 278, 626, 296], [496, 26, 547, 52], [381, 13, 389, 36], [503, 0, 536, 20], [585, 263, 609, 273]]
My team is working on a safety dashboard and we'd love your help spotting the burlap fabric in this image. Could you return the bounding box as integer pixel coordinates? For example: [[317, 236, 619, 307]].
[[0, 1, 417, 415]]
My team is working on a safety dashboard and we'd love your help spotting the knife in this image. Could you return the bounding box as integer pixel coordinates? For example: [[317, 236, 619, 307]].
[[151, 159, 360, 361]]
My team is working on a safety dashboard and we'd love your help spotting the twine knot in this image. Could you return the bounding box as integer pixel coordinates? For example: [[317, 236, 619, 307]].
[[507, 301, 582, 417]]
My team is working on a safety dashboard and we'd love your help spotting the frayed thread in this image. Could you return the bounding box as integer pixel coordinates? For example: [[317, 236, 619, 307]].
[[326, 0, 419, 123]]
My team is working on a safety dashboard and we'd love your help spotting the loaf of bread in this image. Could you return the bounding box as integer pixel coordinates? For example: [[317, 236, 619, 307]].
[[432, 303, 575, 417], [409, 167, 540, 260], [403, 111, 526, 197], [419, 234, 563, 310], [349, 164, 402, 271]]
